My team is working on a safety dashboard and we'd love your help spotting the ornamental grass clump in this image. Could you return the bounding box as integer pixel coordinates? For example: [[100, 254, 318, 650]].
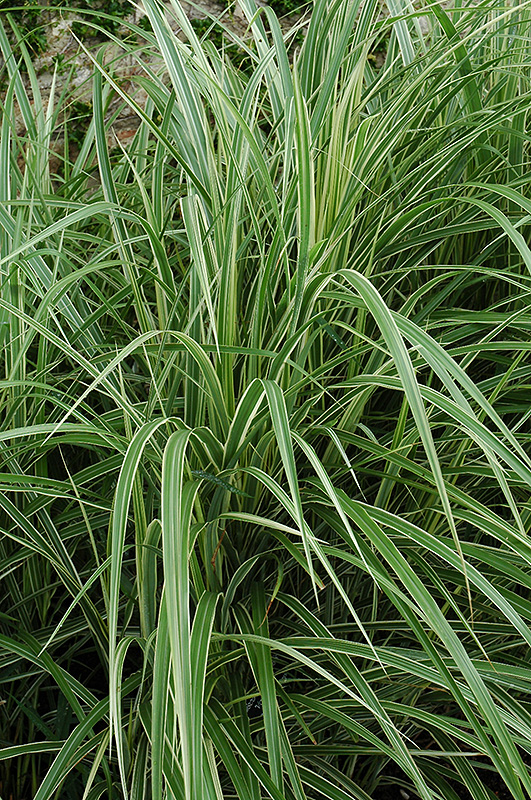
[[1, 0, 531, 798]]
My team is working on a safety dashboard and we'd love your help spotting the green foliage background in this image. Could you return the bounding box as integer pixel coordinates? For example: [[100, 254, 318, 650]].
[[0, 0, 133, 53]]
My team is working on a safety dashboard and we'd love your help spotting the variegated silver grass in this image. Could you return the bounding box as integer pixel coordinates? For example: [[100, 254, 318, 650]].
[[2, 0, 531, 798]]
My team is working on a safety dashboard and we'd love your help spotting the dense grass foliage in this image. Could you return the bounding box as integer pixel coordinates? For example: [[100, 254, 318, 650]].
[[2, 0, 531, 797]]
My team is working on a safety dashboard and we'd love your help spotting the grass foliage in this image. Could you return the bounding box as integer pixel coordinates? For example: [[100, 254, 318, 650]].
[[2, 0, 531, 797]]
